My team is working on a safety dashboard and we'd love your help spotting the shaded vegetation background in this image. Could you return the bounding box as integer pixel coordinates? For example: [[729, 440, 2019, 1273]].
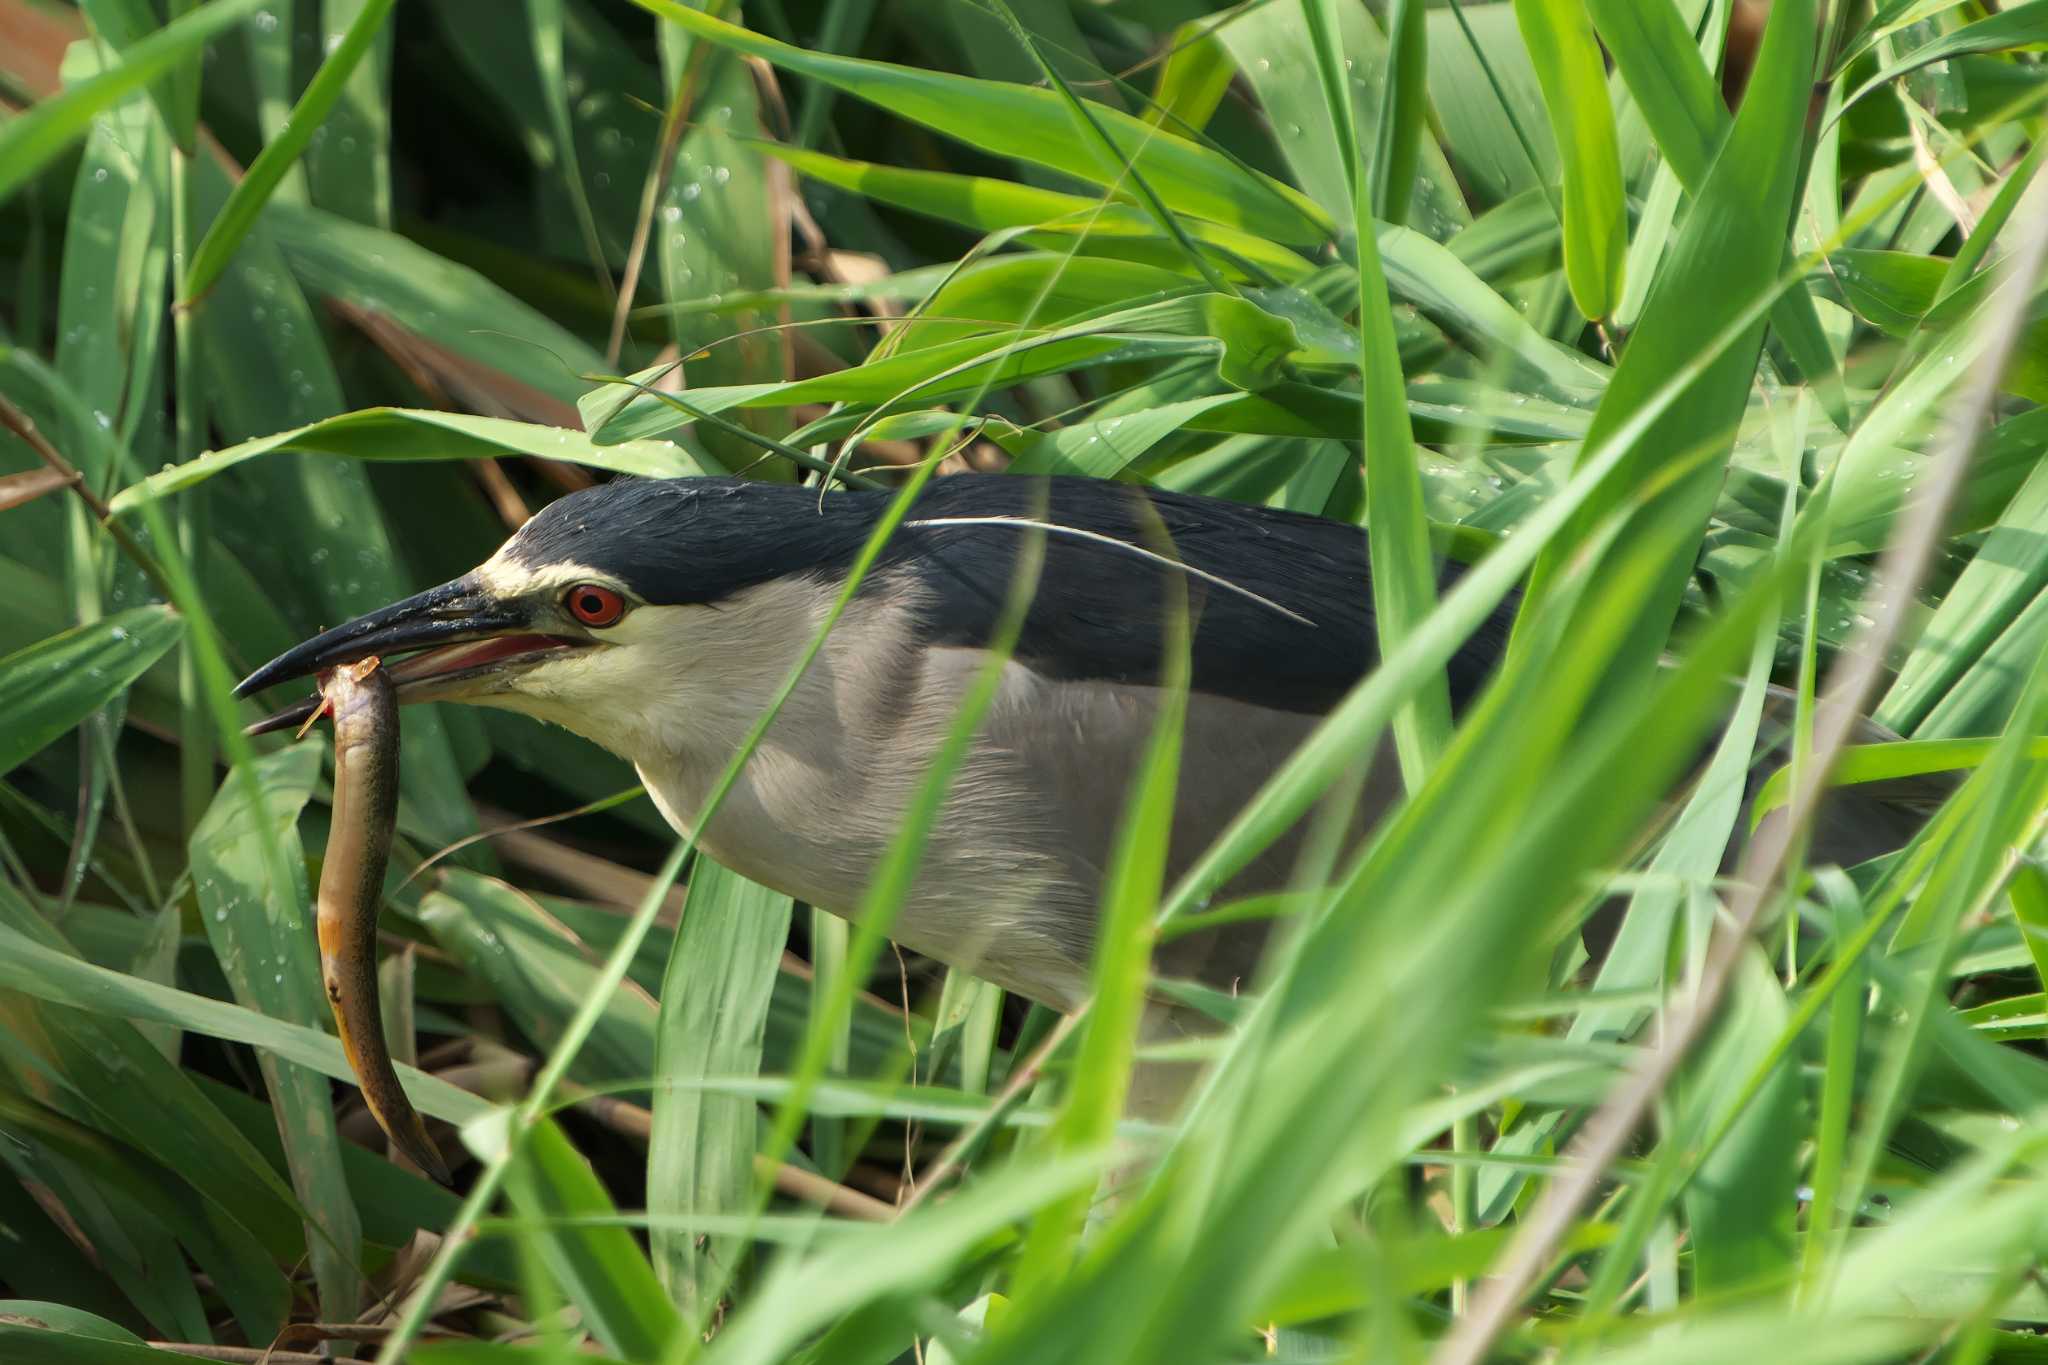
[[2, 0, 2048, 1361]]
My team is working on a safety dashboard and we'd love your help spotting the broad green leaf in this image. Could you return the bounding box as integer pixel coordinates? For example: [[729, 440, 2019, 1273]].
[[1584, 0, 1848, 424], [1446, 188, 1558, 283], [303, 0, 394, 226], [45, 38, 168, 911], [652, 9, 793, 470], [188, 742, 363, 1321], [1147, 19, 1235, 134], [759, 143, 1313, 282], [630, 0, 1330, 246], [1511, 0, 1626, 318], [1678, 948, 1800, 1294], [0, 0, 265, 204], [180, 0, 397, 303], [420, 870, 660, 1089], [1423, 0, 1556, 206], [1839, 1, 2048, 115], [1519, 0, 1817, 709], [73, 0, 196, 150], [649, 856, 793, 1315], [505, 1119, 681, 1361], [0, 607, 181, 777], [1214, 0, 1470, 239], [263, 199, 616, 412], [525, 0, 609, 285], [997, 395, 1238, 477], [1371, 0, 1429, 227]]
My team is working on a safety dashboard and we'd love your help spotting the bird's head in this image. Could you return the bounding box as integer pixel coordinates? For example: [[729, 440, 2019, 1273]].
[[235, 478, 871, 758]]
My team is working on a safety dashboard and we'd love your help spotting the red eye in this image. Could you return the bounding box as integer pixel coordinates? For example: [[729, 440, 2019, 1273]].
[[566, 583, 626, 627]]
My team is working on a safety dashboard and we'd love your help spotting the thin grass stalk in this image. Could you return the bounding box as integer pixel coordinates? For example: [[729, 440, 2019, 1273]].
[[1434, 162, 2048, 1365]]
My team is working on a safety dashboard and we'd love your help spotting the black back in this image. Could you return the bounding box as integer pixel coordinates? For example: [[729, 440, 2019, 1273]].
[[504, 475, 1513, 715]]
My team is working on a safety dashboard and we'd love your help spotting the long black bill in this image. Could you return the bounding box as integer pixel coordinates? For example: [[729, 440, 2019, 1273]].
[[234, 575, 527, 702]]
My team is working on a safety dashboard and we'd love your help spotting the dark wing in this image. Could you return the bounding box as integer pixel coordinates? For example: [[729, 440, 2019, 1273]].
[[886, 476, 1512, 715]]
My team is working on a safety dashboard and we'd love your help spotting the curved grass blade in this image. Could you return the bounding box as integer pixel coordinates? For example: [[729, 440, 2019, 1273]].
[[1301, 0, 1450, 781], [1838, 2, 2048, 118], [1370, 0, 1428, 227], [1147, 19, 1236, 134], [0, 0, 264, 205], [649, 857, 794, 1314], [106, 409, 714, 516], [503, 1119, 682, 1360], [758, 144, 1312, 281], [628, 0, 1330, 246], [188, 742, 363, 1322], [1511, 0, 1625, 319], [1583, 0, 1848, 426], [1516, 0, 1818, 701], [0, 607, 181, 778], [178, 0, 397, 304], [0, 919, 490, 1124]]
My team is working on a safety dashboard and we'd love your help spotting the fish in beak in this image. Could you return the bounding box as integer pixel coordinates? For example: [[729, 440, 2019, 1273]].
[[234, 575, 587, 735]]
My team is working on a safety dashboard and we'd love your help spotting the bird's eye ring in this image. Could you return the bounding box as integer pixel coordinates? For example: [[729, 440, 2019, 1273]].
[[566, 583, 626, 628]]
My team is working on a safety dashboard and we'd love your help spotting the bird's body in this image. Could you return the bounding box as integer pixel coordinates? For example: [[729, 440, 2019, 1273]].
[[242, 475, 1513, 1011], [480, 477, 1516, 1006]]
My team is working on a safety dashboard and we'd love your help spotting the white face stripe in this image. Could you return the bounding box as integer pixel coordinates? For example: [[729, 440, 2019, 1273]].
[[474, 550, 630, 604]]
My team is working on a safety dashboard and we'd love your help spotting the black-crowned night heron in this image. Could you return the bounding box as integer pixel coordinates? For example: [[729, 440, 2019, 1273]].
[[237, 474, 1515, 1011], [234, 475, 1915, 1015]]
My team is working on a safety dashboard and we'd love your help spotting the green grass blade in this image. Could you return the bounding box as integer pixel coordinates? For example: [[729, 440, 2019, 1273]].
[[178, 0, 397, 303], [1147, 19, 1236, 135], [107, 409, 713, 515], [187, 742, 363, 1322], [304, 0, 394, 226], [1838, 1, 2048, 117], [628, 0, 1330, 246], [1584, 0, 1849, 426], [0, 0, 264, 205], [1370, 0, 1429, 227], [1517, 0, 1818, 707], [0, 607, 181, 778], [1013, 537, 1188, 1298], [1510, 0, 1626, 319], [504, 1118, 683, 1360], [1301, 0, 1450, 781], [528, 0, 613, 291], [650, 858, 795, 1315]]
